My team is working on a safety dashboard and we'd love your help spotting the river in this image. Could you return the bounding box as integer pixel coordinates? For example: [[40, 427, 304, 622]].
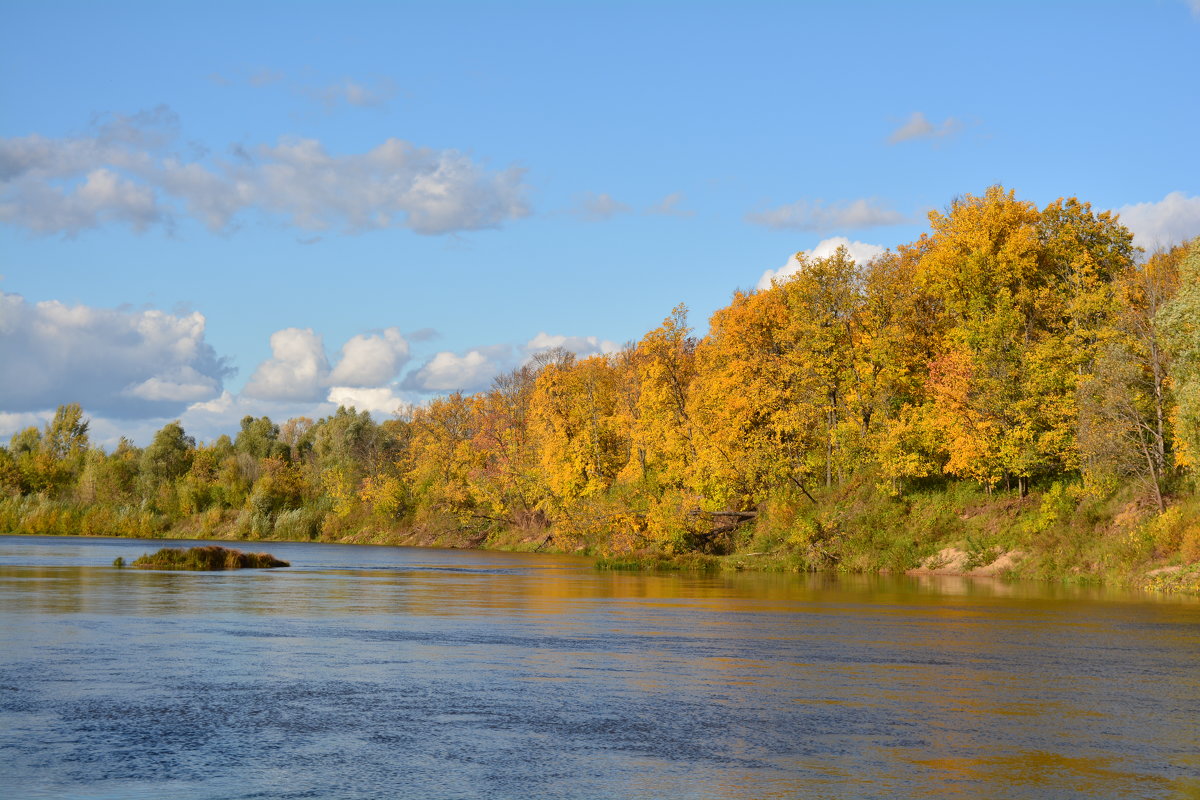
[[1, 535, 1198, 799]]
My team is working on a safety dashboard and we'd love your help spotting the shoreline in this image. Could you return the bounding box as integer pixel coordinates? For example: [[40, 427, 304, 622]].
[[4, 526, 1198, 596]]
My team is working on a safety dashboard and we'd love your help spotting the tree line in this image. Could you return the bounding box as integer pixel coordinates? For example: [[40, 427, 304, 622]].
[[3, 187, 1198, 567]]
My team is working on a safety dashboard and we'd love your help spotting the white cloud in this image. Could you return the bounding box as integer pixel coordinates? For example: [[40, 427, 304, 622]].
[[526, 332, 620, 358], [177, 392, 339, 447], [328, 328, 410, 386], [0, 168, 162, 234], [572, 192, 631, 221], [746, 198, 907, 232], [807, 236, 887, 264], [1115, 191, 1200, 250], [326, 386, 410, 416], [0, 410, 53, 441], [399, 332, 624, 394], [0, 292, 229, 417], [887, 111, 963, 144], [0, 108, 531, 236], [124, 367, 227, 402], [402, 346, 511, 393], [171, 386, 406, 447], [757, 237, 887, 290], [188, 390, 235, 415], [243, 328, 331, 401], [244, 326, 417, 401]]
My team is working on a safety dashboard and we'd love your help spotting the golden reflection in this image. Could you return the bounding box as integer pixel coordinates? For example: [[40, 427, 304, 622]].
[[3, 537, 1199, 800], [909, 751, 1174, 797]]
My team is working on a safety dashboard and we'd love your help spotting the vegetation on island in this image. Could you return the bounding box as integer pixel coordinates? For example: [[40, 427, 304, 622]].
[[2, 187, 1198, 591], [123, 545, 289, 570]]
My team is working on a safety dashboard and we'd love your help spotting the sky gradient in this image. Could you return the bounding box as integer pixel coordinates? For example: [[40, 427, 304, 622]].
[[2, 0, 1199, 445]]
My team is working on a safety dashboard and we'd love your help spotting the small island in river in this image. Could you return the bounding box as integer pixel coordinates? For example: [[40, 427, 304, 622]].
[[124, 545, 289, 570]]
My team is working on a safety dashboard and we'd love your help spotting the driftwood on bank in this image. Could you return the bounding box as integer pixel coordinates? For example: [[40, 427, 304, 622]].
[[688, 509, 758, 541]]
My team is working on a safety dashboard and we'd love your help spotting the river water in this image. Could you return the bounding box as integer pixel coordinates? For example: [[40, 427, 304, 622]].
[[1, 535, 1198, 799]]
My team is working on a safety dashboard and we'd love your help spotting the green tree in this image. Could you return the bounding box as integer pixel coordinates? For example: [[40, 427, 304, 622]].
[[235, 416, 287, 460], [1079, 244, 1185, 508], [142, 422, 195, 482], [1157, 238, 1200, 475], [43, 403, 90, 460]]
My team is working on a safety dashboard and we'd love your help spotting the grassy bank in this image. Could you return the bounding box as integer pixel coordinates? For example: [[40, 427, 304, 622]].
[[714, 477, 1200, 593], [3, 479, 1198, 593]]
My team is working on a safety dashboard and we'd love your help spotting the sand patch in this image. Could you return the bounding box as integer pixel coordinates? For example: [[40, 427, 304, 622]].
[[907, 546, 1025, 577]]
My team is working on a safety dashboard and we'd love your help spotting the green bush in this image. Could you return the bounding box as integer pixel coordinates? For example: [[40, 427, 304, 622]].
[[131, 545, 288, 570]]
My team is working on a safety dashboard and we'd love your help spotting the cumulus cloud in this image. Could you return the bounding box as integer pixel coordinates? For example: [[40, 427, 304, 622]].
[[0, 292, 230, 417], [328, 328, 410, 386], [242, 328, 331, 401], [0, 410, 53, 441], [526, 332, 620, 358], [0, 168, 162, 234], [402, 345, 512, 393], [746, 198, 907, 232], [187, 390, 236, 415], [244, 326, 414, 401], [0, 107, 531, 236], [1116, 191, 1200, 250], [887, 111, 963, 144], [173, 391, 336, 447], [572, 192, 631, 221], [326, 386, 410, 416], [399, 331, 625, 394], [757, 237, 887, 290], [173, 385, 410, 448]]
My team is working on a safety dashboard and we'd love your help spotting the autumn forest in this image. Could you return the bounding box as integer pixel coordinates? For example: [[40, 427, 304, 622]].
[[4, 187, 1199, 589]]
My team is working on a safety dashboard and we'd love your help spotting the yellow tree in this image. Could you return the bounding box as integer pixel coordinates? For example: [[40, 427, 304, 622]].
[[856, 244, 948, 490], [465, 361, 550, 525], [691, 248, 871, 508], [916, 186, 1089, 493], [777, 247, 864, 488], [403, 393, 478, 518], [1158, 239, 1200, 473], [630, 304, 697, 492], [690, 283, 808, 508], [1038, 197, 1134, 366], [529, 354, 628, 506]]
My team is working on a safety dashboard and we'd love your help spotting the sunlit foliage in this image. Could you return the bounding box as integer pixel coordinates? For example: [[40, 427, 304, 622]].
[[3, 186, 1196, 567]]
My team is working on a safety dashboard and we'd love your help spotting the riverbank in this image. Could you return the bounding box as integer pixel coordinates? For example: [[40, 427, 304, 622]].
[[3, 479, 1198, 594]]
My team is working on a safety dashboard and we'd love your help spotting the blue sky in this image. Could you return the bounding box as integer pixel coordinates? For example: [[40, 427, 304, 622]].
[[2, 0, 1199, 445]]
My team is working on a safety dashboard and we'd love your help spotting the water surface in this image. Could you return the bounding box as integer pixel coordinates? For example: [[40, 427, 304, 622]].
[[2, 535, 1198, 799]]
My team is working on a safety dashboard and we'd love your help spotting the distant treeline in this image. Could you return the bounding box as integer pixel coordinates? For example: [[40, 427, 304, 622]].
[[3, 187, 1198, 575]]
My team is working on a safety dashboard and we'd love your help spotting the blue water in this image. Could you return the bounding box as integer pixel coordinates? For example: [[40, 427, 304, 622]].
[[2, 535, 1199, 799]]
